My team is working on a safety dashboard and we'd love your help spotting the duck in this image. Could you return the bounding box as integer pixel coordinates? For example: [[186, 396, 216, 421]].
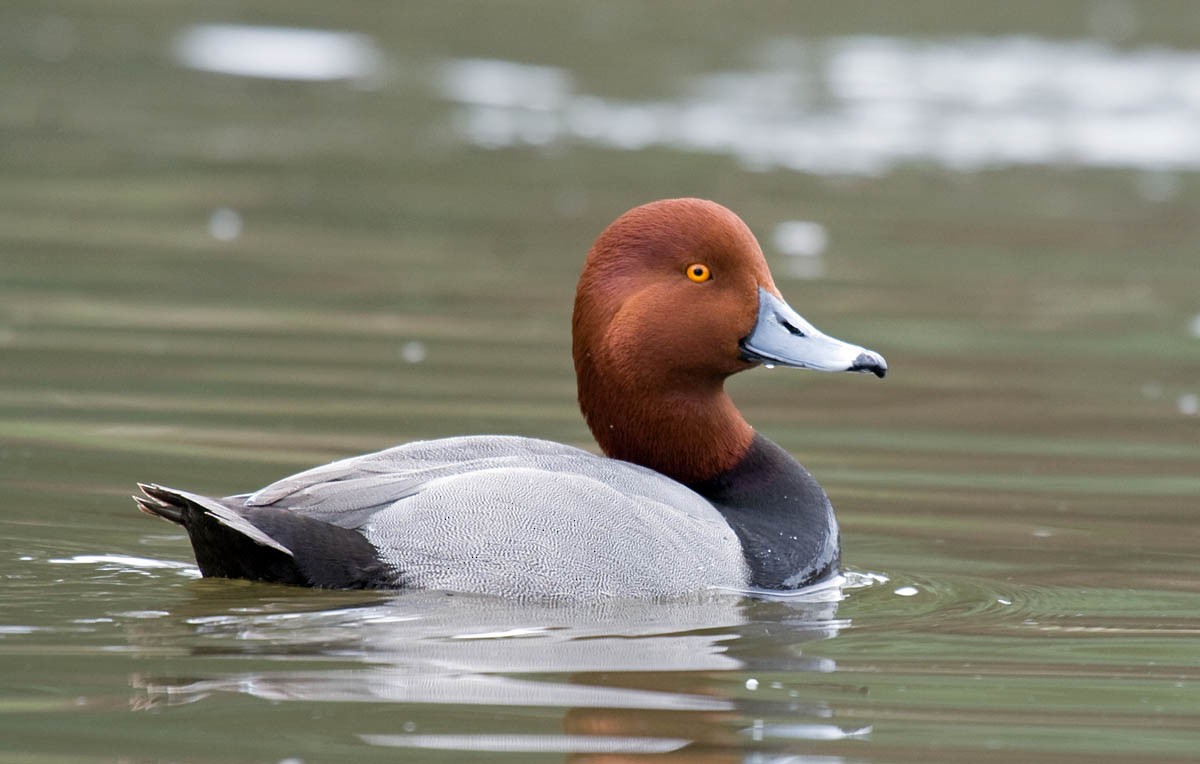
[[135, 198, 886, 598]]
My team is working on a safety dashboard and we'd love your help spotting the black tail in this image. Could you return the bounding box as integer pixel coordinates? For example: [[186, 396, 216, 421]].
[[135, 484, 394, 589]]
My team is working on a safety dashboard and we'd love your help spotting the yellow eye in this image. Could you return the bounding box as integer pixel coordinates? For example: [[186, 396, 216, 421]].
[[685, 263, 711, 283]]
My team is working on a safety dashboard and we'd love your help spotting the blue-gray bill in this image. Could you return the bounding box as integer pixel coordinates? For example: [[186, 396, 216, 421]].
[[739, 288, 887, 378]]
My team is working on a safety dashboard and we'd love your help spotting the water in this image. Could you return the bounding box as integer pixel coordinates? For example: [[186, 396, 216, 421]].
[[3, 1, 1200, 761], [439, 37, 1200, 174]]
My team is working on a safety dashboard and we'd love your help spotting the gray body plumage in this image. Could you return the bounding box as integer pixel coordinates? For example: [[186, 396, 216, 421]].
[[211, 435, 753, 598]]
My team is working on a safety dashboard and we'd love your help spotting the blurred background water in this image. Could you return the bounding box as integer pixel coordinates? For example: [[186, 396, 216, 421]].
[[2, 1, 1199, 762]]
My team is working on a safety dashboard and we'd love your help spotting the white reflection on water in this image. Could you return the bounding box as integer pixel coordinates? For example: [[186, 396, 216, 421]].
[[438, 58, 571, 110], [143, 667, 733, 711], [131, 590, 842, 711], [173, 24, 383, 83], [361, 733, 689, 754], [48, 553, 197, 574], [773, 220, 828, 280], [439, 37, 1200, 174], [745, 721, 871, 742], [773, 221, 828, 258]]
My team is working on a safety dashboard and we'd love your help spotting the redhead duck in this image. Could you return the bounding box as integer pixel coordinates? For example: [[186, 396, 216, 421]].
[[136, 198, 885, 598]]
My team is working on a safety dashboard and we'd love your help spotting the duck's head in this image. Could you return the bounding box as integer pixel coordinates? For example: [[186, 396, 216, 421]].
[[572, 198, 886, 482]]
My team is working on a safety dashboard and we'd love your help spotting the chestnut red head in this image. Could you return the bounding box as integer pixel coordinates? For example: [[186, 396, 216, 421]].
[[573, 198, 885, 484]]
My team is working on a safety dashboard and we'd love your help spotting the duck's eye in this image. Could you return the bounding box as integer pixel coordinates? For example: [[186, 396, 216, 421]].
[[685, 263, 711, 283]]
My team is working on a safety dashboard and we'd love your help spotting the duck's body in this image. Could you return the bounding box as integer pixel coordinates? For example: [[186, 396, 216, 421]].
[[137, 198, 885, 599], [138, 432, 836, 597]]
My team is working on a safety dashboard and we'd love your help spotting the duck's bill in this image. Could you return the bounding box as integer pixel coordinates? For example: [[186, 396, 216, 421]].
[[740, 288, 887, 378]]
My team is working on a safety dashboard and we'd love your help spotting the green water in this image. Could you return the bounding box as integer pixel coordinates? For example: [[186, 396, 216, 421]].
[[3, 2, 1200, 762]]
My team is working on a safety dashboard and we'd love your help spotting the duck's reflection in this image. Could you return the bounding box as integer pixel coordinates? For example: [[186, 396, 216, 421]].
[[130, 585, 863, 760]]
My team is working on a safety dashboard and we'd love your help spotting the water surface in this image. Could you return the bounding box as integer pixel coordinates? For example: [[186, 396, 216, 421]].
[[3, 1, 1200, 762]]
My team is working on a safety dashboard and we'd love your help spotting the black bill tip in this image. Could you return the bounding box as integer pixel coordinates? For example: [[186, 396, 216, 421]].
[[852, 351, 888, 378]]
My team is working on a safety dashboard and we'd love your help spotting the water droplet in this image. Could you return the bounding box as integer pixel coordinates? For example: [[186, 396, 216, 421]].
[[745, 678, 759, 690], [763, 363, 775, 370], [894, 586, 919, 597], [208, 207, 243, 241], [399, 340, 427, 364], [1178, 393, 1198, 416], [773, 221, 829, 257]]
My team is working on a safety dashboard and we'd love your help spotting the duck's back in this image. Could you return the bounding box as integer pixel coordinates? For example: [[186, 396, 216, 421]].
[[145, 436, 751, 598]]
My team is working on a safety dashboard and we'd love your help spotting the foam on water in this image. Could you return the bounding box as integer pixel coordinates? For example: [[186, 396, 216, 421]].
[[173, 24, 384, 83], [438, 37, 1200, 175]]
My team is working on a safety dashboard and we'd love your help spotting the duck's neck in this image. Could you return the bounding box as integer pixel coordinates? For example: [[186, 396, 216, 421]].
[[578, 373, 755, 485]]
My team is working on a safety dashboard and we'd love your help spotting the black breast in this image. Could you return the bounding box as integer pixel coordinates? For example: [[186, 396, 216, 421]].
[[688, 433, 840, 590]]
